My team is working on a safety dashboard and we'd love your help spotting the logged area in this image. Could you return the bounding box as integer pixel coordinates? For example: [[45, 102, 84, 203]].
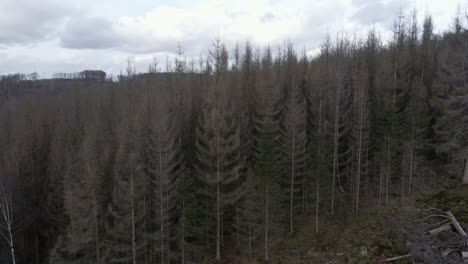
[[1, 5, 468, 264]]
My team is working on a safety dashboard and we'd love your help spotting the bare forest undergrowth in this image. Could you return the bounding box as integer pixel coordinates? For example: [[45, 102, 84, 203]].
[[225, 184, 468, 264]]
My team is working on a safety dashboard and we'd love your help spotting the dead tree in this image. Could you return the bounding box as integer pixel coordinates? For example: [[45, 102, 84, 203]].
[[0, 182, 16, 264]]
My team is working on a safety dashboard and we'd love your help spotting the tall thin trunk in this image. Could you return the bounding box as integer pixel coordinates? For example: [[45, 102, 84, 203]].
[[356, 96, 363, 213], [290, 116, 296, 233], [302, 169, 307, 215], [159, 135, 165, 264], [205, 180, 209, 252], [331, 122, 337, 214], [9, 226, 15, 264], [302, 101, 307, 214], [378, 163, 383, 215], [401, 148, 405, 204], [32, 167, 39, 264], [315, 178, 319, 234], [316, 87, 322, 233], [365, 143, 369, 202], [0, 184, 16, 264], [13, 162, 23, 264], [216, 130, 221, 262], [179, 91, 185, 264], [385, 140, 390, 206], [264, 185, 269, 262], [130, 158, 137, 264], [143, 199, 147, 264], [302, 142, 307, 214], [463, 156, 468, 185], [248, 225, 252, 261], [181, 200, 185, 264], [236, 121, 241, 248], [408, 142, 414, 194], [331, 83, 340, 215], [93, 192, 101, 264], [113, 171, 118, 261], [7, 209, 15, 264]]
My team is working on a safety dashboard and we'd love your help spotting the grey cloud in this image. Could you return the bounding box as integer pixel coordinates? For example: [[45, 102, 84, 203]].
[[119, 38, 183, 55], [59, 16, 205, 55], [260, 12, 277, 23], [60, 16, 121, 49], [0, 0, 75, 45], [351, 0, 406, 27]]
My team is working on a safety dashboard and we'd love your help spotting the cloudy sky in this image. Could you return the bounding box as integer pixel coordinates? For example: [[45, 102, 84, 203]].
[[0, 0, 464, 77]]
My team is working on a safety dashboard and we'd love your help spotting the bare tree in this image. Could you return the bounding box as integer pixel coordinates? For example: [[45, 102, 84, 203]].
[[0, 182, 16, 264]]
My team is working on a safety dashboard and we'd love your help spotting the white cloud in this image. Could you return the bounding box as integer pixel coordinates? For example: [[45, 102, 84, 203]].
[[58, 0, 352, 54], [0, 0, 464, 76]]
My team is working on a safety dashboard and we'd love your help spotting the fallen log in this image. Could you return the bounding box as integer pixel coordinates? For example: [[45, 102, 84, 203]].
[[386, 254, 412, 262], [441, 248, 455, 257], [429, 223, 452, 235], [446, 211, 467, 237]]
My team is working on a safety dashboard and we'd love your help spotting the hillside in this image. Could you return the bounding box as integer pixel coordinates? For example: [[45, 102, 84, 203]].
[[1, 8, 468, 264]]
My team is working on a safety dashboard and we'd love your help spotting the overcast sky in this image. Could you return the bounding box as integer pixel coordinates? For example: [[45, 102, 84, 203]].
[[0, 0, 464, 77]]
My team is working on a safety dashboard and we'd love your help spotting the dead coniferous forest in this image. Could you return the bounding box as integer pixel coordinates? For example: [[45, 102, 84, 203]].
[[1, 7, 468, 264]]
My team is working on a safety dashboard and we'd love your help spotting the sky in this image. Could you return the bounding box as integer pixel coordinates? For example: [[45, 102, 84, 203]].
[[0, 0, 465, 77]]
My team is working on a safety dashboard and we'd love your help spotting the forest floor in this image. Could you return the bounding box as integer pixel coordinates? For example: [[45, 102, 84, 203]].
[[233, 184, 468, 264], [269, 210, 411, 264]]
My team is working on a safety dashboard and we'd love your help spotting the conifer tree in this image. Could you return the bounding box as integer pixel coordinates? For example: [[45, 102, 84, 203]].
[[252, 47, 282, 262], [434, 19, 468, 184], [110, 87, 147, 264], [141, 88, 179, 264], [280, 47, 307, 232], [194, 41, 240, 262]]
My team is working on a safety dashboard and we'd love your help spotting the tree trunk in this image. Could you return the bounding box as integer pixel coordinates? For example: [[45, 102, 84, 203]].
[[8, 223, 15, 264], [400, 151, 405, 204], [408, 143, 414, 194], [3, 201, 15, 264], [8, 223, 14, 263], [302, 102, 307, 214], [32, 168, 39, 264], [248, 225, 252, 261], [159, 135, 165, 264], [316, 92, 322, 233], [216, 131, 221, 263], [264, 185, 269, 262], [446, 211, 467, 237], [385, 140, 390, 206], [236, 120, 241, 248], [356, 96, 363, 213], [331, 86, 339, 215], [181, 200, 185, 264], [428, 223, 451, 235], [367, 144, 371, 202], [463, 156, 468, 185], [92, 192, 101, 264], [379, 163, 383, 215], [315, 179, 319, 234], [290, 119, 295, 233], [130, 159, 137, 264]]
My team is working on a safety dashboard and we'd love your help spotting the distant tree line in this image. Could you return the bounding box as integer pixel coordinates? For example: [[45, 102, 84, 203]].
[[52, 70, 107, 81], [0, 9, 467, 264]]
